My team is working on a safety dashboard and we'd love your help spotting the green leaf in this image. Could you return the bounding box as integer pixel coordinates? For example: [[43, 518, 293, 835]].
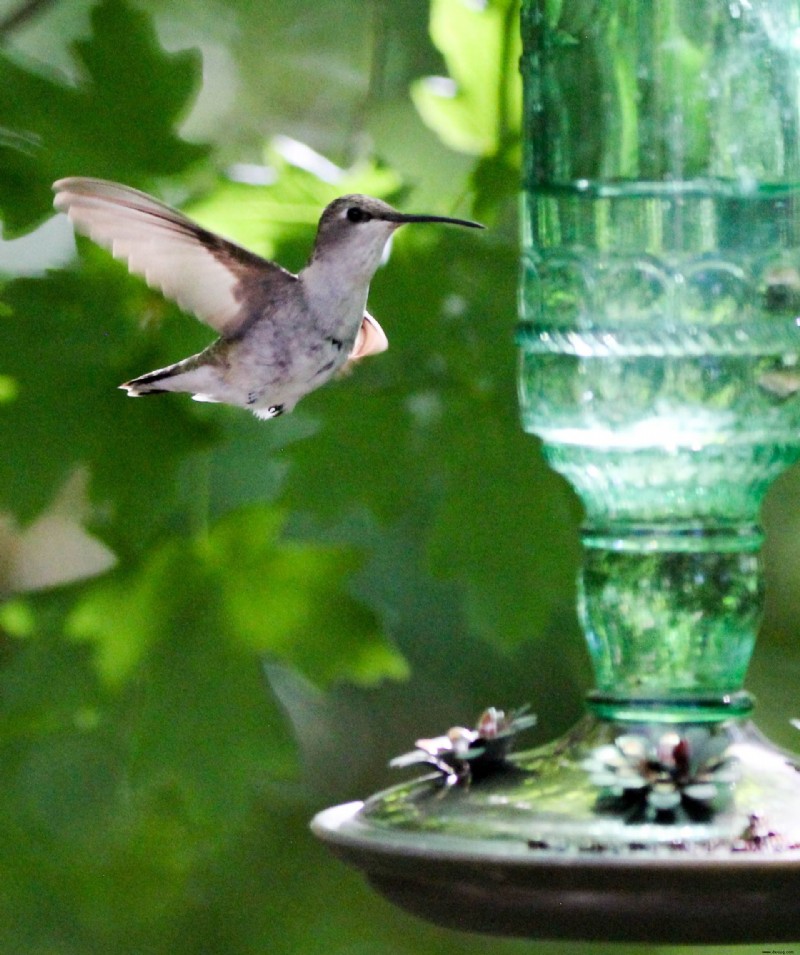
[[0, 0, 207, 236], [0, 265, 213, 548], [185, 142, 403, 263], [411, 0, 522, 156], [0, 592, 298, 949], [68, 504, 406, 689]]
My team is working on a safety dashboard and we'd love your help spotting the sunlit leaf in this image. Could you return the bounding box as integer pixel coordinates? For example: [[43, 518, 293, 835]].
[[411, 0, 522, 156], [68, 504, 406, 689], [186, 140, 403, 262]]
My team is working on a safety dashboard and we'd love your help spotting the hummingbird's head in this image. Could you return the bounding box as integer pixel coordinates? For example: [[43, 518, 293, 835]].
[[309, 194, 484, 276]]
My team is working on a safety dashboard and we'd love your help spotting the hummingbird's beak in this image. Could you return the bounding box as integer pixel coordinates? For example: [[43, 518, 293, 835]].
[[385, 212, 485, 230]]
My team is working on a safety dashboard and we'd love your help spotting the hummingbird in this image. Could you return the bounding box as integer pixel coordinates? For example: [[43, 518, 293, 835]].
[[52, 177, 484, 419]]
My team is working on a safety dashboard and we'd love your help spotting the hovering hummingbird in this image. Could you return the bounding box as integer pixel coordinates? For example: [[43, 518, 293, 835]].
[[52, 177, 484, 419]]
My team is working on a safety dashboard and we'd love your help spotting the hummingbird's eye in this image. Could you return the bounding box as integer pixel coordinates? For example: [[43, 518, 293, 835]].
[[346, 206, 372, 224]]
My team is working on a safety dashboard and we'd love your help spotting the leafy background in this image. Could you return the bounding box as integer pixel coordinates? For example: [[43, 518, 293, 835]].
[[0, 0, 798, 953]]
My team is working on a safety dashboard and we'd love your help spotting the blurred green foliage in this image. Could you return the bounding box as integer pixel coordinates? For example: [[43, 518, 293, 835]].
[[0, 1, 207, 234], [0, 0, 797, 953]]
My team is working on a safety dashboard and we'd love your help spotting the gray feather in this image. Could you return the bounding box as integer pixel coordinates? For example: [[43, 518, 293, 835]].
[[53, 177, 296, 338]]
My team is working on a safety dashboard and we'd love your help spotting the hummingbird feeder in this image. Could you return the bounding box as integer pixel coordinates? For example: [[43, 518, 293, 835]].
[[313, 0, 800, 943]]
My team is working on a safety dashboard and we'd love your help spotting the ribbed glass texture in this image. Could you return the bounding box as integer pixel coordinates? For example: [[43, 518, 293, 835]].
[[519, 0, 800, 714]]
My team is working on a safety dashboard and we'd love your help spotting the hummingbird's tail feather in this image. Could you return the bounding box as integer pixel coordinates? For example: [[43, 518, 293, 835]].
[[121, 366, 178, 396], [120, 353, 223, 399]]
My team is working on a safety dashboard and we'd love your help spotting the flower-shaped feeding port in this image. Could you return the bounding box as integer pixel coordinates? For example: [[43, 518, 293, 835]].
[[582, 728, 740, 823], [390, 706, 537, 788]]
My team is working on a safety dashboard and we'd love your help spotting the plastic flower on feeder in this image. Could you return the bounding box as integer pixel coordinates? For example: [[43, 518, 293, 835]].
[[389, 706, 537, 788], [581, 728, 740, 822]]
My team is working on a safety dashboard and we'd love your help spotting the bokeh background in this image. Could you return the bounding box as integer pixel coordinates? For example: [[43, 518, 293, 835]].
[[0, 0, 798, 952]]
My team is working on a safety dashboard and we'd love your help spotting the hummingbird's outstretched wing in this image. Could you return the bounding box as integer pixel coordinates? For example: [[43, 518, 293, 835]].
[[53, 177, 297, 339]]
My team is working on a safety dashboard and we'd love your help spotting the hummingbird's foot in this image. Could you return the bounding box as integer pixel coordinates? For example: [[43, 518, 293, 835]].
[[251, 403, 285, 420]]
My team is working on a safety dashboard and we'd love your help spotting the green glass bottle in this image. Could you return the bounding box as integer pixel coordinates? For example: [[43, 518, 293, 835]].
[[519, 0, 800, 719]]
